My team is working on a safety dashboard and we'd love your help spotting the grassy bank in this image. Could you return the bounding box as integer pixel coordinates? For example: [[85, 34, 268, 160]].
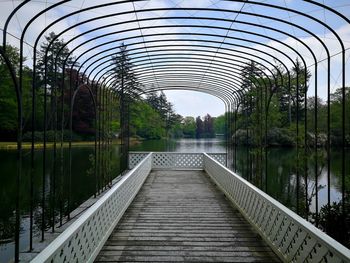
[[0, 137, 142, 150]]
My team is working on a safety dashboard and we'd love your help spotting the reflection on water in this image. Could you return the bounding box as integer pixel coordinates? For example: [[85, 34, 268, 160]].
[[0, 146, 120, 263], [0, 138, 348, 262], [132, 139, 349, 216], [130, 138, 226, 153]]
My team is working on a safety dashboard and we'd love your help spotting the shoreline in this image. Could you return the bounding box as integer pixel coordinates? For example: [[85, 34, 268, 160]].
[[0, 138, 142, 150]]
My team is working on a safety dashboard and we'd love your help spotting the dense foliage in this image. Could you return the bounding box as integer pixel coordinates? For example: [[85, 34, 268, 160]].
[[231, 60, 349, 147], [0, 40, 223, 142]]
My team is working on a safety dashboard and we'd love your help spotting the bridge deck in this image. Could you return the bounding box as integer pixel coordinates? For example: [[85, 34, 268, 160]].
[[95, 170, 280, 262]]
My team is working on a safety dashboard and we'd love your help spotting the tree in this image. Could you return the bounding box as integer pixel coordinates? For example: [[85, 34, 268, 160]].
[[182, 116, 196, 138], [213, 114, 226, 135], [195, 116, 203, 138], [0, 44, 35, 139], [0, 45, 21, 137], [277, 59, 311, 125], [130, 101, 165, 139], [36, 32, 78, 131], [330, 87, 350, 145], [111, 42, 143, 152], [37, 32, 76, 88], [72, 85, 96, 136], [203, 114, 215, 138], [111, 42, 142, 100], [146, 91, 181, 137]]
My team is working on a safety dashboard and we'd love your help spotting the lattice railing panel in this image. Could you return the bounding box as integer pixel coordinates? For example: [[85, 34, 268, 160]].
[[129, 152, 149, 169], [152, 152, 203, 169], [203, 153, 350, 263], [207, 153, 226, 166], [31, 153, 152, 263]]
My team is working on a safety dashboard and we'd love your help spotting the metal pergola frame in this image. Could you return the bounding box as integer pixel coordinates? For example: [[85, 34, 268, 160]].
[[0, 1, 348, 261]]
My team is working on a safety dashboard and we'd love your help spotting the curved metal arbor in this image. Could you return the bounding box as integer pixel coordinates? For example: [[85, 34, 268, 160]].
[[0, 0, 349, 261]]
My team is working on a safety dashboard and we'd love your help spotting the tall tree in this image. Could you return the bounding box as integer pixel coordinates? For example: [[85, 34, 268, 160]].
[[37, 32, 77, 130], [277, 59, 311, 124], [111, 42, 142, 100], [195, 116, 203, 139], [0, 44, 35, 139], [203, 114, 215, 138], [182, 116, 196, 138], [37, 32, 76, 88]]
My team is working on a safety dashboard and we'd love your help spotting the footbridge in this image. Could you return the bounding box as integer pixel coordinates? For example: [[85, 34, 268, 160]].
[[1, 1, 350, 262], [31, 152, 350, 263]]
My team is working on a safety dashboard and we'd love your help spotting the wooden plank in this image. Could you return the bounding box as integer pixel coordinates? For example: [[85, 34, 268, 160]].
[[95, 170, 280, 262]]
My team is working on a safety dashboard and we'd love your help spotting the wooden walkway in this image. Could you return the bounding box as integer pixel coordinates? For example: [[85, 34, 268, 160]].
[[95, 170, 280, 262]]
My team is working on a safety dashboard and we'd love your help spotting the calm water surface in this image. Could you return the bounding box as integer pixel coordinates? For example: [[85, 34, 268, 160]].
[[0, 138, 348, 262]]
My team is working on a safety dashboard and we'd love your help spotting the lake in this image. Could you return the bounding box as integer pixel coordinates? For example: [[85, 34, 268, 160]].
[[0, 138, 348, 262]]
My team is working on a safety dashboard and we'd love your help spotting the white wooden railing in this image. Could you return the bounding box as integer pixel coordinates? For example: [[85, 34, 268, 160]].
[[203, 153, 350, 263], [129, 151, 226, 169], [31, 152, 350, 263], [31, 153, 152, 263]]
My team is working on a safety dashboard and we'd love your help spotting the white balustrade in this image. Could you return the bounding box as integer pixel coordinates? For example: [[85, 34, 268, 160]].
[[129, 152, 226, 169], [31, 153, 152, 263], [203, 153, 350, 263], [31, 152, 350, 263]]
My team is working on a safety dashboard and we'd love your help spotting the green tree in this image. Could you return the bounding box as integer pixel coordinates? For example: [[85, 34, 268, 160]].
[[277, 59, 311, 125], [36, 32, 78, 132], [182, 116, 196, 138], [203, 114, 215, 138], [330, 87, 350, 145], [196, 116, 204, 138], [213, 114, 226, 135], [37, 32, 76, 88], [111, 42, 142, 101], [130, 101, 165, 139], [111, 42, 142, 149], [0, 44, 35, 139]]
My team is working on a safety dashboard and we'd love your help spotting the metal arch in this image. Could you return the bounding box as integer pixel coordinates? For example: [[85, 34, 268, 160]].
[[34, 6, 318, 91], [93, 56, 274, 94], [2, 0, 30, 50], [54, 21, 300, 81], [83, 45, 283, 84], [40, 9, 319, 99], [86, 40, 278, 88], [138, 85, 240, 128], [4, 2, 340, 97], [68, 83, 98, 218], [79, 40, 289, 88], [304, 0, 348, 226], [84, 49, 275, 112], [101, 63, 265, 104], [35, 6, 322, 140]]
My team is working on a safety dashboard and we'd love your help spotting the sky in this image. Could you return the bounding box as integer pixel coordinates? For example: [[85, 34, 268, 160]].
[[164, 90, 224, 117], [0, 0, 350, 118]]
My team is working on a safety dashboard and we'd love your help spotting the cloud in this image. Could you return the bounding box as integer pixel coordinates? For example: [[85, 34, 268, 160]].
[[164, 90, 225, 117]]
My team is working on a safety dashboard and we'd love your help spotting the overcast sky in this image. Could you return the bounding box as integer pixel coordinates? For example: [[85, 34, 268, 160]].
[[164, 90, 224, 117]]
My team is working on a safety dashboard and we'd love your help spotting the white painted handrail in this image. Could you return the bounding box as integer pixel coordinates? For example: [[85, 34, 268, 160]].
[[31, 152, 349, 263], [203, 153, 350, 263], [31, 153, 152, 263]]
